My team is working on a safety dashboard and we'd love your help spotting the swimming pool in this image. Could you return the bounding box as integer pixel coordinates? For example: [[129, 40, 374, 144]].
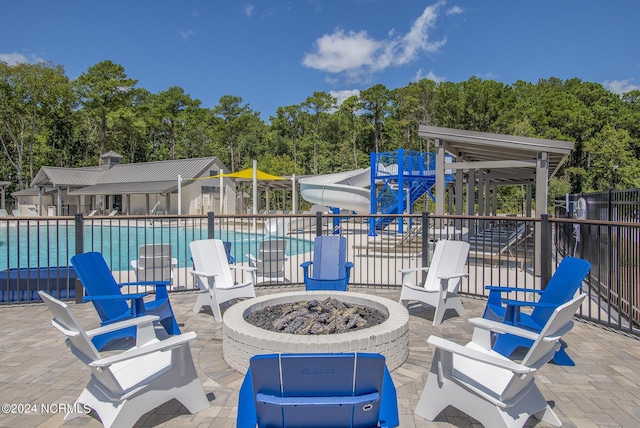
[[0, 223, 313, 271]]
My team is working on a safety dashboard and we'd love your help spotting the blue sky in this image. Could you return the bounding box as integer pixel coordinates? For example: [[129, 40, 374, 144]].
[[2, 1, 639, 121]]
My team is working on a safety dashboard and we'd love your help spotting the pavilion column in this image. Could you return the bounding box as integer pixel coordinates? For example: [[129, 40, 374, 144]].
[[534, 152, 549, 273], [38, 186, 43, 216], [492, 184, 498, 216], [477, 177, 484, 217], [435, 139, 446, 216], [466, 170, 475, 216], [525, 184, 532, 216], [57, 187, 62, 216]]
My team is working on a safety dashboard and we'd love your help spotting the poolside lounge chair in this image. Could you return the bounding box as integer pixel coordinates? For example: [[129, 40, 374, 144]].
[[469, 224, 534, 268], [12, 209, 23, 217], [246, 239, 288, 284], [190, 239, 256, 322], [39, 291, 209, 428], [108, 209, 118, 216], [130, 243, 177, 284], [301, 236, 354, 291], [398, 239, 470, 326], [71, 251, 181, 350], [237, 352, 399, 428], [87, 209, 98, 216], [483, 256, 591, 365], [415, 294, 587, 428], [0, 208, 8, 217]]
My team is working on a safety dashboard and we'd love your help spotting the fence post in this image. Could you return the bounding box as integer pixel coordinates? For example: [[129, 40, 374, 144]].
[[316, 211, 323, 237], [74, 213, 84, 303], [540, 214, 552, 288], [422, 212, 430, 284], [207, 212, 215, 239]]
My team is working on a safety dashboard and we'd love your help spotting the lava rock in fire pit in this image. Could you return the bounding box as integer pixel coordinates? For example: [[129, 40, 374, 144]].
[[245, 297, 388, 335]]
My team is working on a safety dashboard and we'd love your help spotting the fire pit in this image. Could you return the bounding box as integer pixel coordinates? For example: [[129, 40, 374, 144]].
[[223, 291, 409, 374]]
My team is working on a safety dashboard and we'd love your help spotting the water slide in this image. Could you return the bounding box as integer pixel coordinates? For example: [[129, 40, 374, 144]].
[[298, 168, 371, 214]]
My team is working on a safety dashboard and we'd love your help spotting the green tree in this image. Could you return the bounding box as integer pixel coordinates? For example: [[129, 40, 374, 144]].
[[73, 60, 138, 156], [302, 91, 335, 174], [360, 84, 390, 153]]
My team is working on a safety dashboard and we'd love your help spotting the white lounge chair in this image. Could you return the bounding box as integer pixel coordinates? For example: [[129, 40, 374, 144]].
[[415, 294, 586, 428], [246, 239, 289, 284], [38, 291, 209, 428], [190, 239, 257, 321], [130, 243, 177, 284], [398, 239, 470, 326]]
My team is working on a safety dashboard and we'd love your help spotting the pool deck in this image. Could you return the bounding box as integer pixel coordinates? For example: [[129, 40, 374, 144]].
[[2, 285, 640, 427]]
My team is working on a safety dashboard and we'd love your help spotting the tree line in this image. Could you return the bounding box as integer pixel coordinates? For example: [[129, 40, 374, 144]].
[[1, 59, 639, 206]]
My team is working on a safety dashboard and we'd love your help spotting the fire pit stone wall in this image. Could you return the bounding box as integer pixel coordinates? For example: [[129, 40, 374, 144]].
[[222, 291, 410, 374]]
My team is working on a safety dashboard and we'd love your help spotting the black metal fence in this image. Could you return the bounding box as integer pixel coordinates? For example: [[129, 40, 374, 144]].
[[1, 211, 638, 337]]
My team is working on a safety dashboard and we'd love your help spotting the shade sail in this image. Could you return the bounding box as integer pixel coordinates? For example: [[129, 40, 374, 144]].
[[209, 168, 286, 181]]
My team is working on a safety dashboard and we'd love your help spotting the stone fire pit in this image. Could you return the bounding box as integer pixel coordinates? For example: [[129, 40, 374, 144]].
[[223, 291, 410, 374]]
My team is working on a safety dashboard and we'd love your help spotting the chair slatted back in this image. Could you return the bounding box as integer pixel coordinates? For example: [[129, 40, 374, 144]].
[[249, 353, 385, 428], [137, 244, 173, 282], [424, 240, 470, 293], [190, 239, 234, 287], [71, 252, 129, 322], [313, 236, 347, 280], [530, 257, 591, 327]]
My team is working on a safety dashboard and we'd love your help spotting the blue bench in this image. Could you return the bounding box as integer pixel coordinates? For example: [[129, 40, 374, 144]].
[[0, 267, 77, 303]]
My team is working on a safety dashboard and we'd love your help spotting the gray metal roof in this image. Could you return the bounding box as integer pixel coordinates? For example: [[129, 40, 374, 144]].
[[97, 157, 217, 184], [68, 157, 220, 195], [418, 126, 575, 183], [31, 166, 103, 187], [68, 181, 179, 195]]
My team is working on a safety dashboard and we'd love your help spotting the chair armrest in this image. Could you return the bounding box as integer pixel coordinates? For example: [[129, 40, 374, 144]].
[[437, 272, 469, 281], [501, 299, 557, 308], [190, 270, 216, 279], [300, 261, 313, 269], [246, 254, 257, 264], [398, 267, 429, 274], [85, 315, 160, 338], [345, 262, 354, 269], [231, 265, 257, 273], [427, 336, 533, 374], [119, 280, 171, 287], [90, 331, 197, 368], [485, 285, 544, 294], [83, 293, 148, 302], [468, 317, 541, 341]]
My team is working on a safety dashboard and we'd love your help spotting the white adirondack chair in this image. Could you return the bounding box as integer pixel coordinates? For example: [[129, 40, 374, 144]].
[[38, 291, 209, 428], [190, 239, 257, 321], [415, 294, 587, 428], [246, 239, 289, 284], [130, 243, 177, 284], [398, 239, 470, 326]]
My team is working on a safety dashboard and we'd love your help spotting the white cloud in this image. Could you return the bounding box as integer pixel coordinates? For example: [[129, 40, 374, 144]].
[[0, 52, 45, 65], [243, 4, 254, 17], [413, 68, 445, 83], [447, 5, 463, 15], [179, 30, 197, 40], [330, 89, 361, 106], [302, 1, 451, 79], [603, 79, 640, 95]]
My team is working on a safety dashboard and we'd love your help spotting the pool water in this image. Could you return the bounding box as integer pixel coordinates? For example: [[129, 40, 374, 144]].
[[0, 223, 313, 271]]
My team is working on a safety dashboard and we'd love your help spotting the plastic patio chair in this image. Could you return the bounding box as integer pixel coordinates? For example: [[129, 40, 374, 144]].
[[190, 239, 256, 322], [398, 239, 470, 326], [415, 294, 587, 428], [301, 236, 354, 291], [70, 251, 181, 350], [237, 352, 399, 428], [482, 256, 591, 365], [39, 291, 209, 428], [130, 243, 177, 284], [246, 239, 289, 284]]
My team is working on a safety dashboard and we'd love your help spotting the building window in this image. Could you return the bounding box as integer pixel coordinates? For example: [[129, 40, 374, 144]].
[[201, 186, 219, 194], [209, 170, 219, 177]]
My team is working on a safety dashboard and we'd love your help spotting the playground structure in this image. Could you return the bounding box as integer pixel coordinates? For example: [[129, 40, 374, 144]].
[[298, 148, 452, 235]]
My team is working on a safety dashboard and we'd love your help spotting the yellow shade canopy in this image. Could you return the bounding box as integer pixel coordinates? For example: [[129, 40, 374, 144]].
[[210, 168, 286, 181]]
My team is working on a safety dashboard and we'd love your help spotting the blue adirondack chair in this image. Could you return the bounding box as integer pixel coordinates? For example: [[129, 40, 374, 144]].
[[70, 251, 181, 350], [301, 236, 354, 291], [237, 352, 399, 428], [483, 256, 591, 365]]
